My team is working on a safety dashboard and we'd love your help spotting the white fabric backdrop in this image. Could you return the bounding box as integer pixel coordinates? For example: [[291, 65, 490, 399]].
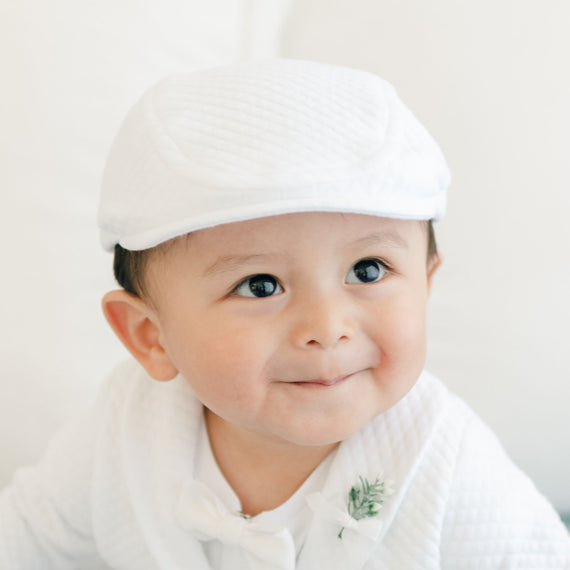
[[1, 0, 569, 513]]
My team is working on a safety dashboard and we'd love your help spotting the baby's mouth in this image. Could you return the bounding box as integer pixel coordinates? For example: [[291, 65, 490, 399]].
[[290, 373, 354, 388]]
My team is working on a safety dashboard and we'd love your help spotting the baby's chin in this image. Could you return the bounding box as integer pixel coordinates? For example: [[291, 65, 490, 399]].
[[279, 383, 421, 448], [268, 413, 381, 449]]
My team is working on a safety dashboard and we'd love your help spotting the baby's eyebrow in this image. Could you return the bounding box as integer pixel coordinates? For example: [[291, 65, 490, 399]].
[[203, 253, 280, 276], [351, 230, 409, 249]]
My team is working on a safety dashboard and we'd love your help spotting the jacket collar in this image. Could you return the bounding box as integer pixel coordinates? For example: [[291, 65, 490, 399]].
[[120, 365, 446, 569]]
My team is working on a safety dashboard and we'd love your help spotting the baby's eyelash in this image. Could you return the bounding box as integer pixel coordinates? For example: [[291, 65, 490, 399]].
[[371, 258, 391, 270]]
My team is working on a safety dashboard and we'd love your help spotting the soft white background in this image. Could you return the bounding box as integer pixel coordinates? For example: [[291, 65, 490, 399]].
[[1, 0, 569, 513]]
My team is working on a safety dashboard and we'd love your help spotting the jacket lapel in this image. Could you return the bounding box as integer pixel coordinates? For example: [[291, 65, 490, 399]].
[[297, 371, 448, 570]]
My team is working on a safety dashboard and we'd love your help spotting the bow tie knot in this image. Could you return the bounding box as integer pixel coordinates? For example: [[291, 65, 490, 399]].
[[207, 506, 250, 544], [175, 480, 295, 570]]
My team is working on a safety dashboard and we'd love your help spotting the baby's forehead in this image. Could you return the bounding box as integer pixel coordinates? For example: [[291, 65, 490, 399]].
[[171, 212, 427, 257]]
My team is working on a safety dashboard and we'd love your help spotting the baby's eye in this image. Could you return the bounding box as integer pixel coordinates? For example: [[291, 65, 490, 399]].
[[232, 274, 283, 298], [346, 259, 388, 284]]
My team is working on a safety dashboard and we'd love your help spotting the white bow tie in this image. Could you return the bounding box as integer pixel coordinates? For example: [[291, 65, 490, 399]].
[[175, 480, 296, 570]]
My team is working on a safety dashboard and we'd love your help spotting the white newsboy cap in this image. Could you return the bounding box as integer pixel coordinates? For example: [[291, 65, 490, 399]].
[[98, 59, 450, 251]]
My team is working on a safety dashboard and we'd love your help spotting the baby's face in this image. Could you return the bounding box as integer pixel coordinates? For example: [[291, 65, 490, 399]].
[[145, 212, 438, 448]]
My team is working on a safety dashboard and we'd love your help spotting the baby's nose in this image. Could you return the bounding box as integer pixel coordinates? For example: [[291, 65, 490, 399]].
[[289, 294, 355, 349]]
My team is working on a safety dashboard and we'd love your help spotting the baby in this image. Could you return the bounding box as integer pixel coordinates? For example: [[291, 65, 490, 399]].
[[1, 59, 568, 569]]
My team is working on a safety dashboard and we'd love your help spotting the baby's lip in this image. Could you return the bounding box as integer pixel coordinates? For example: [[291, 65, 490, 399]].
[[289, 372, 357, 387]]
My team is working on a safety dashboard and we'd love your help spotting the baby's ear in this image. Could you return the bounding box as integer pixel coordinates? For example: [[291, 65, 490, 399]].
[[426, 253, 442, 294], [102, 290, 178, 381]]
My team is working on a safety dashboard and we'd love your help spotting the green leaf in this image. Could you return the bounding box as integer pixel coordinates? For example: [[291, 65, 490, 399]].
[[338, 475, 389, 539]]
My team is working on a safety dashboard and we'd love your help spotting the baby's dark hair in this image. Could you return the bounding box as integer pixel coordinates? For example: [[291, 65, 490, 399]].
[[113, 220, 438, 299], [113, 243, 150, 298], [425, 220, 438, 262]]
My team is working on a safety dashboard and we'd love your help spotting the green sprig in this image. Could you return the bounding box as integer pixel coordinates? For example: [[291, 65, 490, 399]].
[[338, 476, 388, 539]]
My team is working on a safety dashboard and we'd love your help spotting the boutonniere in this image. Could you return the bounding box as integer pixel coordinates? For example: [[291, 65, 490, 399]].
[[338, 475, 394, 539]]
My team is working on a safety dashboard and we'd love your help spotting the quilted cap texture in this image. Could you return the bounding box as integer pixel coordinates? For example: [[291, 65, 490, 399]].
[[98, 59, 450, 251]]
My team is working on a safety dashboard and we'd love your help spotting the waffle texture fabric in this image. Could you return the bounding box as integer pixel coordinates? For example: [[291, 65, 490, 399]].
[[98, 59, 449, 251], [1, 360, 568, 569]]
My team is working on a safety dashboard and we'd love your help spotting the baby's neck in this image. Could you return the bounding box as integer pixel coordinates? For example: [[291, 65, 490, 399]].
[[205, 410, 338, 517]]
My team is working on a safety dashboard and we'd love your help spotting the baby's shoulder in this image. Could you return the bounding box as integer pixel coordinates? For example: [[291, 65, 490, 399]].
[[93, 359, 200, 429], [435, 386, 570, 562]]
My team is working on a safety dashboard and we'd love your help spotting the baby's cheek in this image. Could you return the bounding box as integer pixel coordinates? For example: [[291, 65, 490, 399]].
[[372, 302, 427, 369], [195, 331, 267, 388]]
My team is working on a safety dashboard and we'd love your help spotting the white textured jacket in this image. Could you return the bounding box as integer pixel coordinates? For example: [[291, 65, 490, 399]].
[[1, 360, 569, 569]]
